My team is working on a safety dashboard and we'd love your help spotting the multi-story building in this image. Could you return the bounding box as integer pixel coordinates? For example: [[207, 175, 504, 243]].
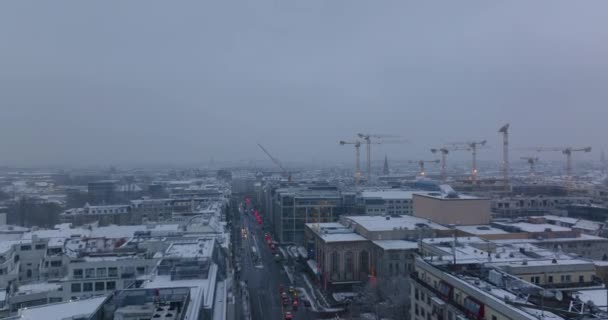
[[413, 192, 491, 225], [412, 237, 606, 320], [87, 180, 118, 205], [305, 214, 448, 289], [60, 204, 130, 226], [359, 190, 433, 216], [271, 186, 357, 244], [492, 195, 591, 218]]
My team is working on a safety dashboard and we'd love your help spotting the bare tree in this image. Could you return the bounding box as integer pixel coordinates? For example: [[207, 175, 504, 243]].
[[352, 276, 411, 320]]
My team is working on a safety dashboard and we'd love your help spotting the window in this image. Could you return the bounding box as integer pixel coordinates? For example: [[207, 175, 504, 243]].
[[50, 261, 62, 267], [83, 283, 93, 292], [548, 276, 553, 283], [49, 297, 62, 303], [106, 281, 116, 290], [579, 275, 585, 283], [26, 269, 32, 278], [96, 268, 107, 278], [420, 308, 425, 317], [359, 251, 369, 274], [20, 245, 31, 251], [85, 268, 95, 279], [71, 283, 81, 293], [531, 276, 540, 284], [35, 244, 46, 250], [136, 266, 145, 275], [415, 304, 419, 316], [492, 316, 497, 320], [73, 269, 83, 279], [331, 251, 340, 274], [561, 275, 571, 282], [415, 288, 419, 300], [344, 251, 354, 276], [95, 282, 105, 291], [108, 267, 118, 277]]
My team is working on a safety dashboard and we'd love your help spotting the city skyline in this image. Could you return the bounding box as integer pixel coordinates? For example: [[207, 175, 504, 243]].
[[1, 1, 607, 165]]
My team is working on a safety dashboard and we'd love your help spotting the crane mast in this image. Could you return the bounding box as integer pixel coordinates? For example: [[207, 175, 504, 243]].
[[521, 157, 539, 178], [339, 140, 363, 186], [431, 145, 469, 182], [499, 124, 510, 191], [523, 146, 592, 189], [410, 160, 440, 177], [357, 133, 403, 183], [257, 143, 292, 181]]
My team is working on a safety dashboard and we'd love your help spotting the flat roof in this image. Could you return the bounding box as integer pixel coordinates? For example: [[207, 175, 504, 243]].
[[373, 240, 419, 250], [320, 233, 367, 243], [456, 225, 509, 235], [165, 238, 215, 258], [17, 282, 62, 295], [493, 222, 572, 232], [361, 190, 431, 200], [17, 296, 107, 320], [414, 192, 484, 200], [344, 215, 449, 231]]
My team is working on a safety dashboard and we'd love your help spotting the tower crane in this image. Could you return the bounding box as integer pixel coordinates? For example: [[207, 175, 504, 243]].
[[520, 157, 539, 178], [430, 145, 470, 182], [357, 133, 403, 182], [499, 124, 510, 190], [257, 143, 292, 182], [339, 140, 362, 186], [448, 140, 488, 184], [522, 146, 592, 188], [409, 160, 440, 177]]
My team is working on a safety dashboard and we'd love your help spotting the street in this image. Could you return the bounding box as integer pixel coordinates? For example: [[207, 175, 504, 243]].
[[238, 203, 314, 320]]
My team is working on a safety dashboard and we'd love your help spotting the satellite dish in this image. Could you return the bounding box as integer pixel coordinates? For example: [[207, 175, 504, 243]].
[[555, 290, 563, 301]]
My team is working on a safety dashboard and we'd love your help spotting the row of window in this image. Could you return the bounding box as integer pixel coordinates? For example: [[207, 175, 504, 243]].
[[20, 244, 46, 251], [71, 281, 116, 293], [529, 274, 583, 284], [73, 267, 118, 279]]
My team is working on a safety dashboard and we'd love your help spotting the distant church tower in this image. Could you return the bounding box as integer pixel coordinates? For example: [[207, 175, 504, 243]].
[[383, 154, 390, 175]]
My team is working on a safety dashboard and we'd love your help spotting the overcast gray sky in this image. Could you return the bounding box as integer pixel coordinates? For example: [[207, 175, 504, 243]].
[[1, 1, 607, 166]]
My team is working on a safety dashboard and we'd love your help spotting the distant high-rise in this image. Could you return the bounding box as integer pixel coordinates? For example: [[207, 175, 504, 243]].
[[88, 180, 118, 205], [383, 154, 389, 175], [602, 150, 606, 175]]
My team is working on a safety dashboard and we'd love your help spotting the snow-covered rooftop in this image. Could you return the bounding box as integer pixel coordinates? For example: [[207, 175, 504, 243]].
[[493, 222, 572, 233], [372, 240, 419, 250], [456, 225, 509, 235], [16, 282, 62, 295], [343, 215, 449, 231], [165, 238, 215, 259], [361, 190, 431, 200], [17, 296, 107, 320]]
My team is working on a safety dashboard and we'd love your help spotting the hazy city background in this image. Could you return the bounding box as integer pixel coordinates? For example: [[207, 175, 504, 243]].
[[1, 1, 607, 166]]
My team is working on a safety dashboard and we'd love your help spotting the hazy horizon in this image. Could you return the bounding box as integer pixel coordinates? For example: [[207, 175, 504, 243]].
[[1, 1, 607, 166]]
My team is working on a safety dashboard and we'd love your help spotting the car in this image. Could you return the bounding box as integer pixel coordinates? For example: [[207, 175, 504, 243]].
[[284, 311, 293, 320], [282, 297, 289, 306], [288, 286, 295, 294], [281, 291, 288, 299], [292, 299, 299, 310]]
